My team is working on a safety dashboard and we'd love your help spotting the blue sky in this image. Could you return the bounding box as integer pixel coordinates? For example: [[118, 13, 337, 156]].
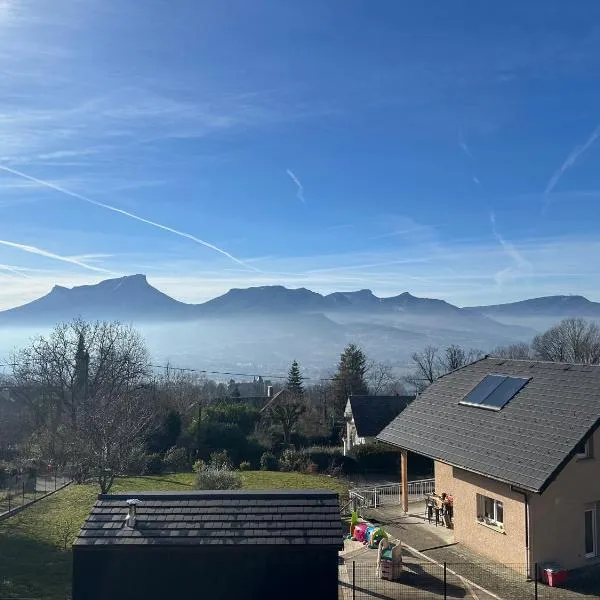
[[2, 0, 600, 309]]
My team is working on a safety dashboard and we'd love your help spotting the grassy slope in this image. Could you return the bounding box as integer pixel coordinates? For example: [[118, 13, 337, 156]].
[[0, 472, 347, 600]]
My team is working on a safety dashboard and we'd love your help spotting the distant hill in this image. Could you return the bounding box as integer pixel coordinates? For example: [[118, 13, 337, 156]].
[[467, 295, 600, 319], [0, 274, 194, 325], [4, 275, 595, 374]]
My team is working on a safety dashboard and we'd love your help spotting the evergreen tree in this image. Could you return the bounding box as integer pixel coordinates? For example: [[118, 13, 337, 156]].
[[286, 360, 304, 397], [333, 343, 369, 413]]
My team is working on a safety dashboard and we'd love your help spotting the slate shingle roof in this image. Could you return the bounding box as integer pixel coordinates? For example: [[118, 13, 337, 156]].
[[347, 395, 414, 437], [74, 490, 342, 547], [377, 357, 600, 493]]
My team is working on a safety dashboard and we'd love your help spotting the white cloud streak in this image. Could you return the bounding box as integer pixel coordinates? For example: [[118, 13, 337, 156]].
[[0, 239, 113, 274], [489, 211, 532, 285], [544, 124, 600, 194], [286, 169, 305, 204], [0, 263, 31, 278], [0, 165, 259, 272], [458, 129, 474, 160]]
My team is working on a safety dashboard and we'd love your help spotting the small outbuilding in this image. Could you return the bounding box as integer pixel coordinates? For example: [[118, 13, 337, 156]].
[[72, 490, 342, 600]]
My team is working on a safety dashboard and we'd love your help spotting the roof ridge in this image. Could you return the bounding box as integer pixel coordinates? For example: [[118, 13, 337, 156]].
[[487, 356, 600, 368]]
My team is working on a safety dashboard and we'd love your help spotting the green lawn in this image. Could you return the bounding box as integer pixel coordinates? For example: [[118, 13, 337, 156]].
[[0, 471, 347, 600]]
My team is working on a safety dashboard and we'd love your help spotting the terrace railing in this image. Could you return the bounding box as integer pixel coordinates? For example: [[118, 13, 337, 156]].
[[349, 478, 435, 509]]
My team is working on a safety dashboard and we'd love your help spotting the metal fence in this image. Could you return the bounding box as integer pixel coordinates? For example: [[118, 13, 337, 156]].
[[350, 478, 435, 509], [339, 561, 576, 600], [0, 471, 72, 517]]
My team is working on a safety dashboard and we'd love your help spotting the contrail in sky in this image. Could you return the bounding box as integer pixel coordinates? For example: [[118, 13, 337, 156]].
[[544, 124, 600, 194], [458, 129, 474, 160], [0, 165, 259, 272], [489, 212, 530, 269], [286, 169, 305, 203], [0, 263, 31, 278], [0, 239, 113, 274]]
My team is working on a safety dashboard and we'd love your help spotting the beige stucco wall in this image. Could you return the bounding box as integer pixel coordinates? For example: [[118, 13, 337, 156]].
[[434, 461, 527, 567], [529, 427, 600, 570], [434, 426, 600, 572]]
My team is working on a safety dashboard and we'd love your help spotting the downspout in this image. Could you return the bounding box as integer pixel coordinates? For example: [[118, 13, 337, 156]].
[[512, 486, 532, 580]]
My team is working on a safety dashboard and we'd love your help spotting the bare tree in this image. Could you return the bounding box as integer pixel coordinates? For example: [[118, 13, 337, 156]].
[[75, 389, 155, 493], [490, 342, 532, 359], [366, 360, 406, 395], [405, 346, 441, 392], [11, 319, 153, 489], [406, 344, 483, 392], [532, 318, 600, 364]]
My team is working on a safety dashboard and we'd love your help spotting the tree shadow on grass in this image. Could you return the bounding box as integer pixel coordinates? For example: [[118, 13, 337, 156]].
[[0, 533, 71, 600], [119, 475, 195, 489]]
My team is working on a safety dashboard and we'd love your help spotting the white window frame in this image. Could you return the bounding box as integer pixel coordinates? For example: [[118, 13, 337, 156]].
[[477, 493, 504, 529], [576, 438, 593, 460], [584, 508, 597, 558]]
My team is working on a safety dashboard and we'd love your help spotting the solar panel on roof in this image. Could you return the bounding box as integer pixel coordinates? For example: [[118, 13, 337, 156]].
[[461, 374, 505, 405], [459, 374, 530, 411], [481, 376, 529, 409]]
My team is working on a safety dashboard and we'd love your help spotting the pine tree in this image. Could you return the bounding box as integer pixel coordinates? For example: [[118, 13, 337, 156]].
[[286, 360, 304, 397], [333, 343, 369, 412]]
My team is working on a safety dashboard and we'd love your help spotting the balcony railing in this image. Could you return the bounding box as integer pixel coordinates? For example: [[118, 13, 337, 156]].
[[349, 478, 435, 510]]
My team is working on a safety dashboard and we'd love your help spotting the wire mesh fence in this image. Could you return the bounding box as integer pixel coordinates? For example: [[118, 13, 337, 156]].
[[339, 560, 574, 599], [0, 470, 72, 516]]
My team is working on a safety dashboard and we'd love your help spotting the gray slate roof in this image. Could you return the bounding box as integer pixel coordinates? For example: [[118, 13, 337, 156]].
[[74, 490, 342, 548], [347, 395, 414, 437], [377, 358, 600, 493]]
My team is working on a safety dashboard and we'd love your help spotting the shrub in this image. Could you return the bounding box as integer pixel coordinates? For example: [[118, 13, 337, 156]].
[[353, 443, 400, 472], [196, 468, 242, 490], [163, 446, 189, 472], [302, 446, 356, 475], [143, 453, 165, 475], [209, 450, 232, 470], [259, 452, 277, 471], [278, 448, 307, 473], [193, 459, 205, 473], [239, 461, 251, 471]]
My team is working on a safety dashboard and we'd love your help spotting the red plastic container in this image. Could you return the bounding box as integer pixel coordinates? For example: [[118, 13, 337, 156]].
[[543, 568, 567, 587]]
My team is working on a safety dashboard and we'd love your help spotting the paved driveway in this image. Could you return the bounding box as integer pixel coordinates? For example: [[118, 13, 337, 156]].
[[340, 542, 500, 599]]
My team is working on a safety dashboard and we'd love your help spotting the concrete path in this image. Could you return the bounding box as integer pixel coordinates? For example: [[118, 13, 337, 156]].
[[360, 505, 599, 600]]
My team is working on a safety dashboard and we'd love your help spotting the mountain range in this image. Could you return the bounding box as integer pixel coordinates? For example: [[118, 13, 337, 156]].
[[1, 275, 598, 374]]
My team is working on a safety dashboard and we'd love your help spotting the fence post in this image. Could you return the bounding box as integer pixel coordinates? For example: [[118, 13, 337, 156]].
[[534, 563, 538, 600], [352, 560, 356, 600], [22, 481, 25, 506], [55, 472, 57, 491], [443, 561, 447, 600], [7, 492, 10, 512]]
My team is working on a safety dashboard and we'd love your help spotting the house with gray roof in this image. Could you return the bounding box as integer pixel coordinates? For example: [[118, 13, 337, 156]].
[[73, 490, 342, 600], [377, 357, 600, 575], [343, 394, 413, 456]]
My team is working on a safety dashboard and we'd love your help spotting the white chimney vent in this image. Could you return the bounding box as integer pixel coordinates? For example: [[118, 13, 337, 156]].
[[125, 498, 142, 528], [267, 386, 273, 398]]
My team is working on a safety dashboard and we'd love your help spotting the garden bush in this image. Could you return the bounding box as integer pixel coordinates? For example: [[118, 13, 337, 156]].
[[195, 468, 242, 490], [278, 448, 307, 473], [194, 459, 242, 490], [143, 453, 165, 475], [259, 452, 277, 471], [239, 461, 251, 471], [163, 446, 189, 472], [301, 446, 357, 475], [209, 450, 232, 470]]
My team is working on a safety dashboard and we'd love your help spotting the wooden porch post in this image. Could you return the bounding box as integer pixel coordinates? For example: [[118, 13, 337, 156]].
[[401, 449, 408, 513]]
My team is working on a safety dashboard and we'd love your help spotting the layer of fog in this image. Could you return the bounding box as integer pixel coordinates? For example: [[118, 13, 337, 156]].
[[0, 312, 555, 381]]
